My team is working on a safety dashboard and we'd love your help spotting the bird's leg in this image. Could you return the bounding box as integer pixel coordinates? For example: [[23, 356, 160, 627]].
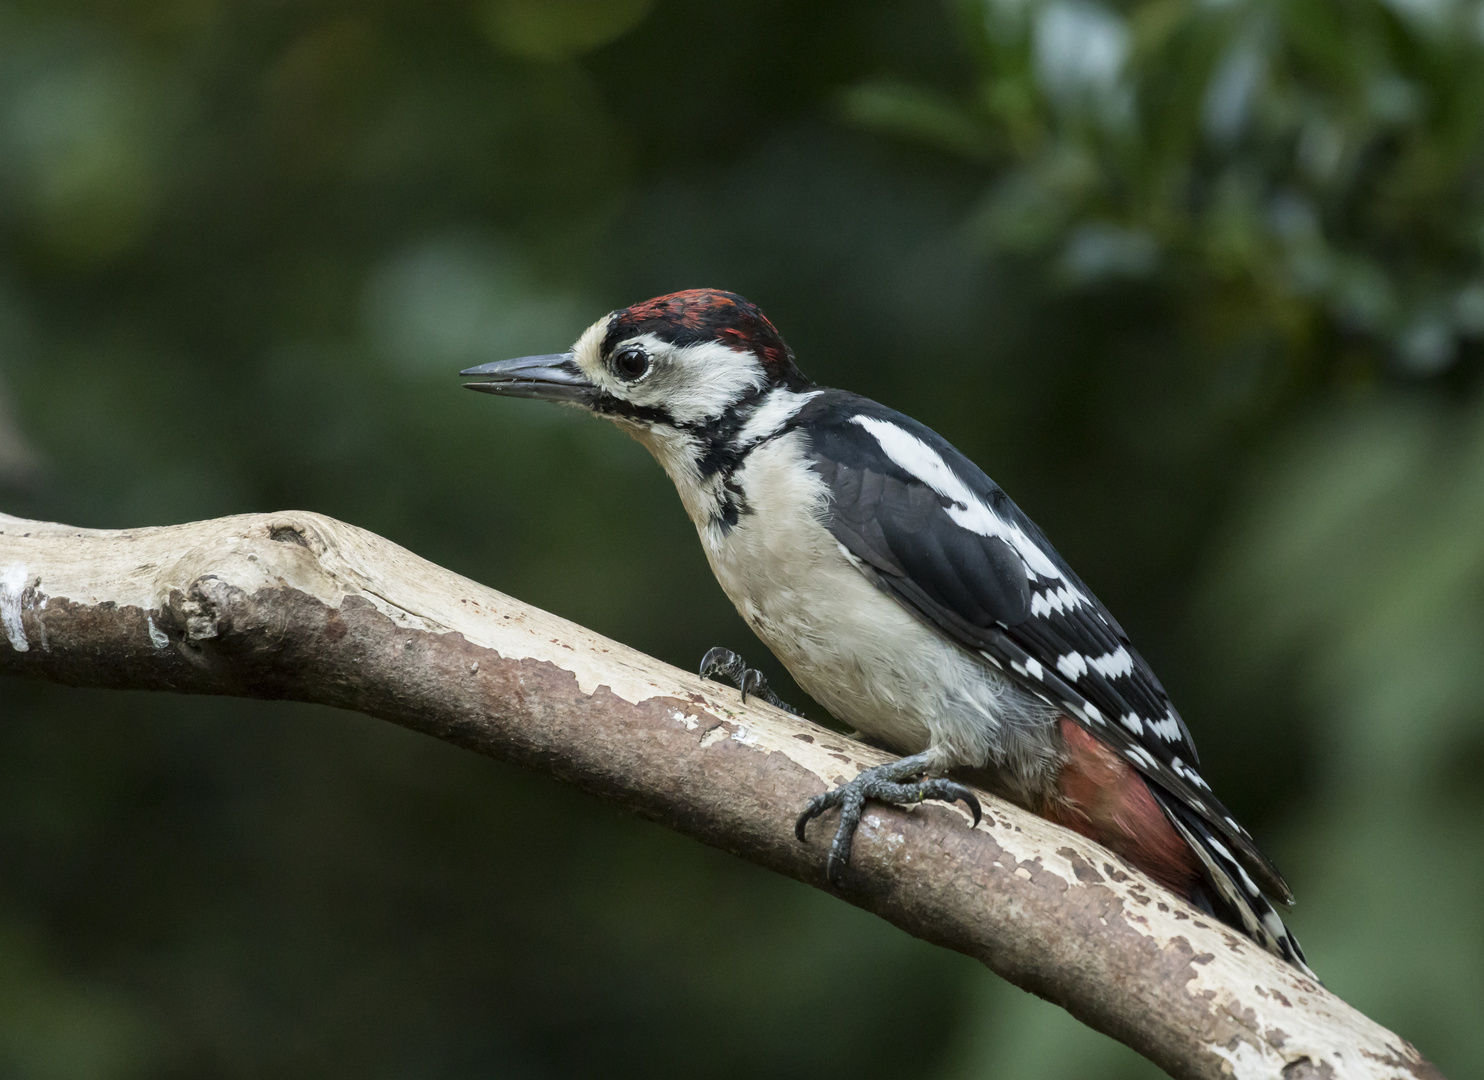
[[698, 646, 801, 715], [795, 751, 981, 885]]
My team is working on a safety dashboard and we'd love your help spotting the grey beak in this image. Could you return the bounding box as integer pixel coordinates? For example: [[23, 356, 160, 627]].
[[460, 353, 597, 405]]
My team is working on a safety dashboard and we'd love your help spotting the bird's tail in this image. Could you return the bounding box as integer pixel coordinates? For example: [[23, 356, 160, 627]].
[[1152, 790, 1317, 981]]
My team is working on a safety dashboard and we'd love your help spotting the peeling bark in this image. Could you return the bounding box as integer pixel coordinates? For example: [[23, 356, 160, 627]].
[[0, 510, 1443, 1080]]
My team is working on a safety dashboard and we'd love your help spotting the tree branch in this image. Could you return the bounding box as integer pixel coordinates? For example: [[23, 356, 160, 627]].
[[0, 510, 1440, 1080]]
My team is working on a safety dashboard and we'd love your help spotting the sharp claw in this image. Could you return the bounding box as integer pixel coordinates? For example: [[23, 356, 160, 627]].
[[921, 780, 981, 827], [698, 646, 801, 715], [698, 646, 738, 681], [795, 808, 813, 842], [795, 793, 832, 842], [826, 801, 860, 884], [794, 757, 983, 884]]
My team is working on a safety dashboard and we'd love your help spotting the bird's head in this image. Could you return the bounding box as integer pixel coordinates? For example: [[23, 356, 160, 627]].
[[461, 289, 810, 435]]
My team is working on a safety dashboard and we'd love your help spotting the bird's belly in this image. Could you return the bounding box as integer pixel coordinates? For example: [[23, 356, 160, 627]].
[[700, 496, 1057, 777]]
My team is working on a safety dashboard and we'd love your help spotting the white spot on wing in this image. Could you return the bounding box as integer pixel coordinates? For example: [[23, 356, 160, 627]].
[[1234, 861, 1261, 896], [1031, 585, 1089, 616], [1086, 646, 1133, 679], [1056, 652, 1088, 680], [1120, 712, 1143, 735], [1124, 744, 1156, 768], [1203, 832, 1236, 862], [1148, 710, 1183, 742]]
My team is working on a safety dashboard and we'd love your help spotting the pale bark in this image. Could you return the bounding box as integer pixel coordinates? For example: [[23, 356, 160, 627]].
[[0, 510, 1441, 1080]]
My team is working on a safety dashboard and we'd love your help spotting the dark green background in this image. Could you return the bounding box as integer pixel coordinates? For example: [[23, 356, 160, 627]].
[[1, 0, 1481, 1076]]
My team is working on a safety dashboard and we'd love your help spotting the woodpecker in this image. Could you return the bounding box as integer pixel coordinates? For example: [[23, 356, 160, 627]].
[[462, 288, 1313, 976]]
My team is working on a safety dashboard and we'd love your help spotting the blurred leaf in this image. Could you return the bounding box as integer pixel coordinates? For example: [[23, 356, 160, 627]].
[[856, 0, 1484, 379], [0, 34, 188, 267], [478, 0, 654, 61], [0, 917, 157, 1079], [839, 80, 997, 161]]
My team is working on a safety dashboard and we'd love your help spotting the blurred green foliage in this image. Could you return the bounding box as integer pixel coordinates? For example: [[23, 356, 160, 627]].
[[0, 0, 1478, 1077], [849, 0, 1484, 379]]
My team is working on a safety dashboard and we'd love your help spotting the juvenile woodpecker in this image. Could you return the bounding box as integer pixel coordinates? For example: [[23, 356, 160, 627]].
[[462, 289, 1312, 976]]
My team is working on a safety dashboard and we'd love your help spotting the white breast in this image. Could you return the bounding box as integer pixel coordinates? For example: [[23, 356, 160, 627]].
[[675, 432, 1059, 779]]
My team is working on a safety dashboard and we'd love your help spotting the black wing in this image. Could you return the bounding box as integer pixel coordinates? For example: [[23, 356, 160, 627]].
[[796, 391, 1291, 903]]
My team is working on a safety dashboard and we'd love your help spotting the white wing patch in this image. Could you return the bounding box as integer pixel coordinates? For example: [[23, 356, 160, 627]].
[[849, 415, 1066, 583]]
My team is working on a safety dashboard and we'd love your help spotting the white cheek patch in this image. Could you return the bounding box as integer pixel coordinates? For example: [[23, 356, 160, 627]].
[[848, 416, 1070, 586], [634, 339, 768, 425]]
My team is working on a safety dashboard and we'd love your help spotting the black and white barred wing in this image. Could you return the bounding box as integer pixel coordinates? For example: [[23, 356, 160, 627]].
[[801, 394, 1291, 903]]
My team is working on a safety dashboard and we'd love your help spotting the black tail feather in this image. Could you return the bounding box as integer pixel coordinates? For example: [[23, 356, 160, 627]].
[[1151, 790, 1316, 980]]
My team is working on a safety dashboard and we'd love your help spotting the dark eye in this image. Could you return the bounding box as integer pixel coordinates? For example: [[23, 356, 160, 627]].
[[612, 346, 650, 381]]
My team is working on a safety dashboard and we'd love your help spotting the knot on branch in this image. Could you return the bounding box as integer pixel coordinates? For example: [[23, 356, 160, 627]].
[[1284, 1058, 1336, 1079], [164, 575, 249, 652]]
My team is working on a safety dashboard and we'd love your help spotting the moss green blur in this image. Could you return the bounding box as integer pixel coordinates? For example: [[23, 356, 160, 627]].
[[0, 0, 1477, 1076]]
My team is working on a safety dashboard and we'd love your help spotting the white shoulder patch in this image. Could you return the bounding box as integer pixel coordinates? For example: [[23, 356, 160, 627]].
[[848, 415, 1068, 584]]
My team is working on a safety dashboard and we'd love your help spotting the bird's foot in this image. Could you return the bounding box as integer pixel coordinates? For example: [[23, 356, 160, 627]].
[[795, 751, 981, 885], [699, 646, 801, 715]]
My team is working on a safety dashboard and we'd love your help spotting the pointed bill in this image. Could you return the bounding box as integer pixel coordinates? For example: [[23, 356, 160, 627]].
[[460, 353, 597, 405]]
